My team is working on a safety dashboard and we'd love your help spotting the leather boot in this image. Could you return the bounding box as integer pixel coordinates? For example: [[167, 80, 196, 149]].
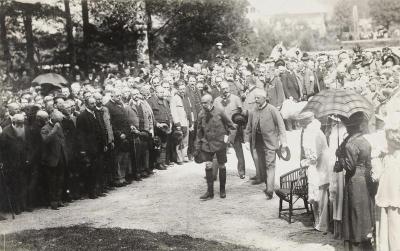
[[200, 169, 214, 200], [219, 167, 226, 198]]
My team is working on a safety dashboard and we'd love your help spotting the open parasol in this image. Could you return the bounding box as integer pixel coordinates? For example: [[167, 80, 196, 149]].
[[301, 89, 374, 119], [32, 73, 68, 89]]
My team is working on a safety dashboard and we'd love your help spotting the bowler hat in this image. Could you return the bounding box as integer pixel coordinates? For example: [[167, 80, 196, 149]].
[[231, 112, 247, 126], [301, 52, 310, 61], [274, 59, 286, 67], [172, 129, 183, 144], [277, 145, 291, 161]]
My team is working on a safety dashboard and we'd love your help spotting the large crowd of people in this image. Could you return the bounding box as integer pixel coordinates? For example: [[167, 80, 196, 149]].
[[1, 44, 400, 250]]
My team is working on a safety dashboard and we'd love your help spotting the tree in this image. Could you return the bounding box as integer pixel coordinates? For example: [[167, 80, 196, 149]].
[[64, 0, 76, 65], [90, 0, 143, 63], [369, 0, 400, 29], [146, 0, 252, 62], [81, 0, 89, 71], [0, 0, 12, 71]]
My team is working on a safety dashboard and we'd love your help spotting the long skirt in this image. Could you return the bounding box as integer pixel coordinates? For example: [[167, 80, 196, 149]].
[[311, 184, 330, 232]]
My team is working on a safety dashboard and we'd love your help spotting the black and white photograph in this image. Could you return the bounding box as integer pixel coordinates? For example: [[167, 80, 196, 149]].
[[0, 0, 399, 250]]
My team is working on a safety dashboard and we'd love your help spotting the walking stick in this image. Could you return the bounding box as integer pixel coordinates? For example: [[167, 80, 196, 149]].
[[0, 163, 15, 219]]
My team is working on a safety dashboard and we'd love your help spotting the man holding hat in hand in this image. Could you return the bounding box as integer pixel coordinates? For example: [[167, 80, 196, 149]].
[[214, 81, 246, 179], [244, 89, 287, 199]]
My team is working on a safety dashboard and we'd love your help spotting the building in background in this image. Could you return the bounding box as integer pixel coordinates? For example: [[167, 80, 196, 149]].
[[247, 0, 337, 37]]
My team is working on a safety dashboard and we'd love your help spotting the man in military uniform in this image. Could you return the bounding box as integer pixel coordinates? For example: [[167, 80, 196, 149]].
[[195, 94, 235, 200]]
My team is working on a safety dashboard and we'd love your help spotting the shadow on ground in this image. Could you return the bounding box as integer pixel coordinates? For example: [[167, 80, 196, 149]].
[[4, 225, 267, 251]]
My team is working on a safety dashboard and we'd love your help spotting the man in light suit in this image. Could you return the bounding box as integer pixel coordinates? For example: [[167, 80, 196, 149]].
[[170, 83, 189, 164], [245, 89, 287, 199]]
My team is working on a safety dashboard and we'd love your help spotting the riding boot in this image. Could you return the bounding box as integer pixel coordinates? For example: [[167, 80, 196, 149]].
[[219, 167, 226, 198], [200, 168, 214, 200]]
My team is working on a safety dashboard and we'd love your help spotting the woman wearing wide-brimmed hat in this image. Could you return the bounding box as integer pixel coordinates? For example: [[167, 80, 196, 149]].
[[336, 112, 376, 251]]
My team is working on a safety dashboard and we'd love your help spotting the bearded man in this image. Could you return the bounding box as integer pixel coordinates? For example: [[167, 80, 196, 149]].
[[0, 114, 30, 214], [93, 92, 114, 190], [195, 94, 236, 200], [41, 110, 67, 210], [245, 89, 287, 199]]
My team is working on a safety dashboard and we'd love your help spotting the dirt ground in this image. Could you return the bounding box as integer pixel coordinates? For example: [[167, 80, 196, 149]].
[[0, 130, 342, 251]]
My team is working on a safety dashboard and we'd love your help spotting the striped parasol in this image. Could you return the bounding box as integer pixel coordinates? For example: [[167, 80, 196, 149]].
[[301, 89, 374, 118]]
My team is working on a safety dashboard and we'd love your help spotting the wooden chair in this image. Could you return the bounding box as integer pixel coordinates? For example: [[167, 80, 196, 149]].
[[274, 166, 313, 224]]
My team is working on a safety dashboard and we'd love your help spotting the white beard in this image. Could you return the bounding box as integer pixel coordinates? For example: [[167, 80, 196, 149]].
[[12, 125, 25, 139]]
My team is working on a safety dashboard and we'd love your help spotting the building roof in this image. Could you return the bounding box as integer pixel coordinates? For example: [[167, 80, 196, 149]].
[[248, 0, 333, 16]]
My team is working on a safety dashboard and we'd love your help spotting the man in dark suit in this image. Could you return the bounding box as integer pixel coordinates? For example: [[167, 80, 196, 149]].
[[59, 100, 78, 201], [280, 60, 301, 101], [41, 110, 67, 210], [195, 94, 236, 200], [148, 86, 172, 170], [105, 89, 131, 186], [245, 89, 287, 199], [0, 114, 30, 214], [76, 97, 108, 199]]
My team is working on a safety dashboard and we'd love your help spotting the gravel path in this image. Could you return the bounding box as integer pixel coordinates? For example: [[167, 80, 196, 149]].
[[0, 130, 342, 251]]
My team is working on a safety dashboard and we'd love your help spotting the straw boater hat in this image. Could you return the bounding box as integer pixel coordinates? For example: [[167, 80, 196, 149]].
[[296, 111, 315, 123]]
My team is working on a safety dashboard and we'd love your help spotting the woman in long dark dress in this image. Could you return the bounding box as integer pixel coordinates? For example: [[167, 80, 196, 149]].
[[336, 112, 376, 251]]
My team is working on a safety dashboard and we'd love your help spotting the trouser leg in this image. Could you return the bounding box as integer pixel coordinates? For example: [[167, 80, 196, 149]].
[[232, 138, 245, 176], [182, 127, 189, 161], [115, 151, 127, 184], [254, 145, 265, 183], [159, 142, 167, 166], [264, 148, 276, 195], [148, 137, 155, 171], [56, 161, 65, 204], [176, 144, 183, 163]]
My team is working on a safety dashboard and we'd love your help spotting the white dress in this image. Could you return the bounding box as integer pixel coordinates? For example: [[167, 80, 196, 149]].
[[375, 150, 400, 251], [302, 119, 330, 231]]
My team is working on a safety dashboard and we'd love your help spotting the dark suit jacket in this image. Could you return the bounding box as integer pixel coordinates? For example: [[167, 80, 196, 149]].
[[41, 122, 67, 167], [76, 110, 106, 157], [0, 125, 29, 172], [245, 103, 287, 150], [280, 71, 301, 101], [195, 106, 235, 153], [105, 100, 130, 147], [147, 96, 172, 124]]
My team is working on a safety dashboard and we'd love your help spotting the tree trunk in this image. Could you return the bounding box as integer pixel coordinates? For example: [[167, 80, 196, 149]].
[[0, 6, 11, 72], [64, 0, 76, 65], [23, 7, 35, 77], [81, 0, 89, 73], [146, 3, 153, 63], [135, 0, 150, 66]]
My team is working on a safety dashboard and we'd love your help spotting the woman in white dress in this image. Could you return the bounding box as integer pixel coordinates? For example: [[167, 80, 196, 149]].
[[297, 111, 330, 232], [375, 112, 400, 251]]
